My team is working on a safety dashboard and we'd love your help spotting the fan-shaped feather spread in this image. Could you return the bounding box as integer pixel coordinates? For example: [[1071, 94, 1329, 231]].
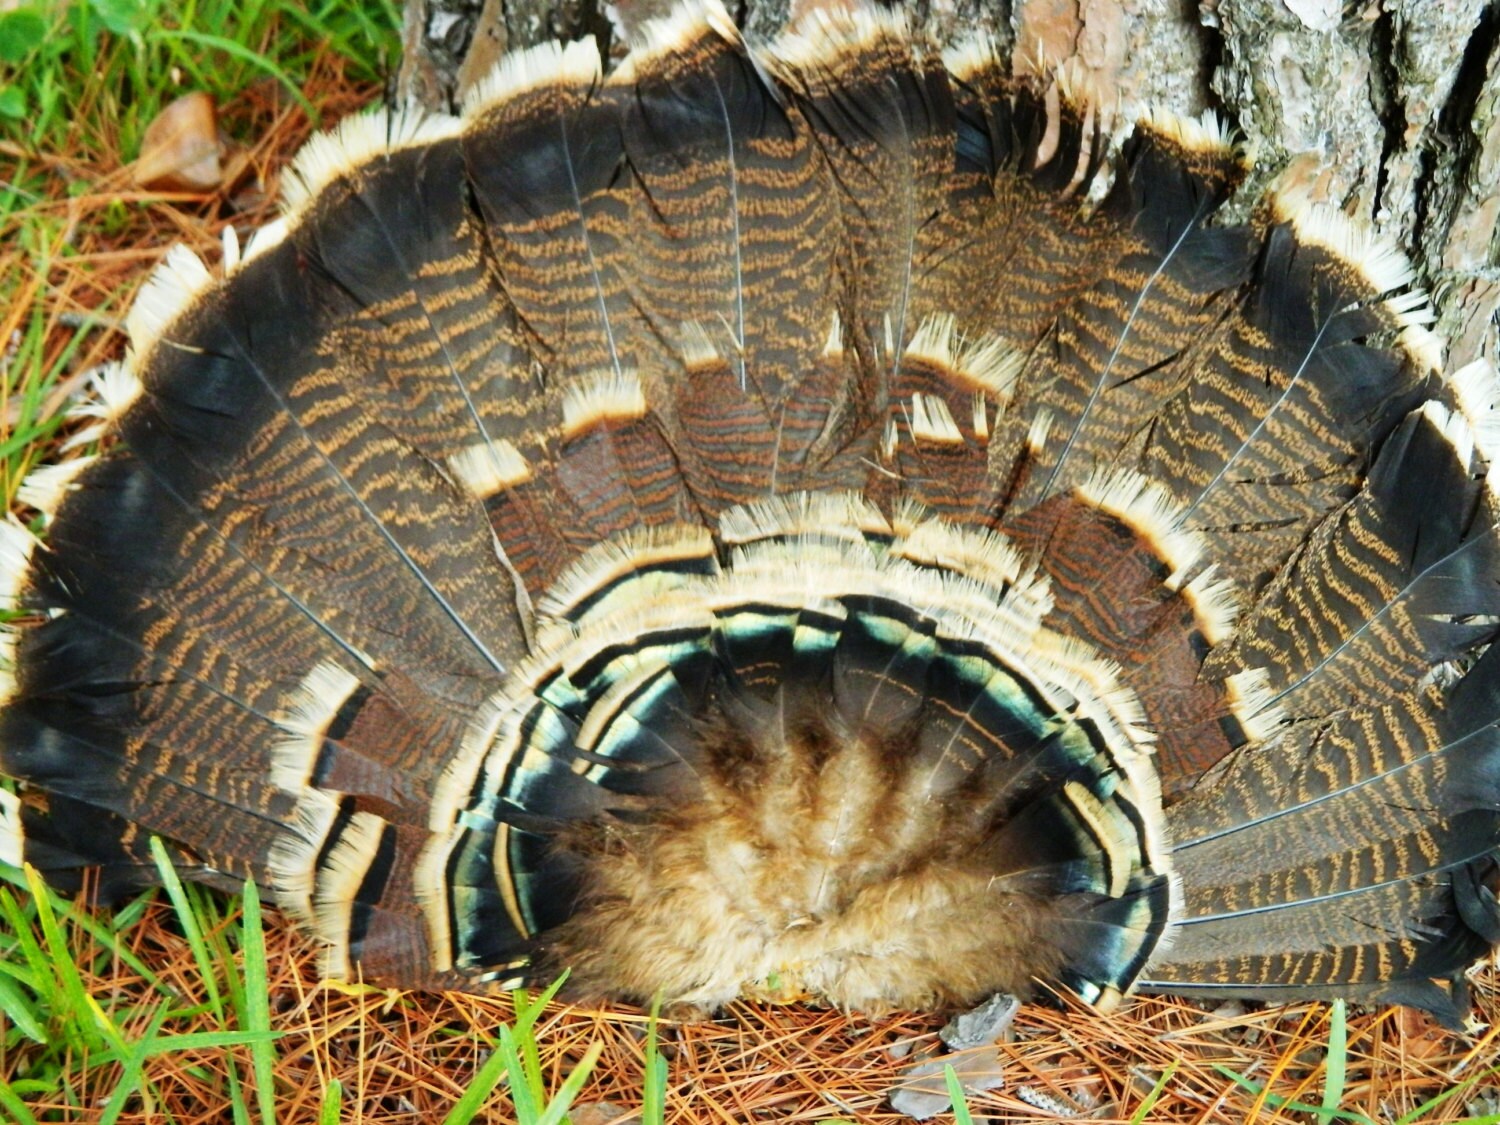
[[3, 0, 1498, 1025]]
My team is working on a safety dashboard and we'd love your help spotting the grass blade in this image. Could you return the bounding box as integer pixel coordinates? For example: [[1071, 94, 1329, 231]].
[[643, 995, 668, 1125], [318, 1078, 343, 1125], [149, 836, 224, 1020], [0, 968, 47, 1043], [443, 1035, 513, 1125], [1213, 1064, 1377, 1124], [98, 1002, 173, 1125], [0, 1080, 40, 1125], [499, 1025, 540, 1123], [150, 29, 316, 119], [21, 863, 130, 1053], [943, 1065, 975, 1125], [239, 879, 279, 1125], [1322, 999, 1348, 1116], [1393, 1065, 1500, 1125], [535, 1040, 604, 1125], [1130, 1060, 1179, 1125]]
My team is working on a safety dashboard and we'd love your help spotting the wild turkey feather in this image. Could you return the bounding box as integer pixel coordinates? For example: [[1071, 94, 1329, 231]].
[[2, 0, 1497, 1026]]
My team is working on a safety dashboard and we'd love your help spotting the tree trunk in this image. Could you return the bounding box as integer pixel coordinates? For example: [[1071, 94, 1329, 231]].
[[397, 0, 1500, 373]]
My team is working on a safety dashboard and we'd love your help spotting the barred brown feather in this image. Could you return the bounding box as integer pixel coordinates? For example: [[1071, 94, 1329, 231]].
[[2, 0, 1496, 1024]]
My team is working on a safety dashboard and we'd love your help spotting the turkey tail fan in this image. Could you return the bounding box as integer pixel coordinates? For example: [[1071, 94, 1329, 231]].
[[3, 0, 1498, 1020], [1145, 396, 1500, 1026]]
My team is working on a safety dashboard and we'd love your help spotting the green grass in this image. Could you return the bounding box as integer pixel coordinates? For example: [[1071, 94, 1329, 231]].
[[0, 0, 399, 154], [0, 0, 402, 508], [0, 857, 638, 1123], [0, 860, 276, 1123], [1208, 1000, 1500, 1125]]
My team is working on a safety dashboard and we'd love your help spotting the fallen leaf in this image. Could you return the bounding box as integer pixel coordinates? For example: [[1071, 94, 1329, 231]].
[[1394, 1006, 1455, 1064], [571, 1101, 627, 1125], [133, 91, 223, 190]]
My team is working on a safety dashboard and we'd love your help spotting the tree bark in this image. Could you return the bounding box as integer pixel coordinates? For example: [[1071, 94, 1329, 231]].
[[397, 0, 1499, 373]]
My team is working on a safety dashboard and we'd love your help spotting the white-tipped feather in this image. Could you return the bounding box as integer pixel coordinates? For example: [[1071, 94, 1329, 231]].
[[1024, 627, 1168, 867], [1379, 290, 1444, 373], [536, 524, 718, 624], [1138, 106, 1238, 155], [560, 370, 648, 439], [769, 2, 910, 72], [1150, 870, 1190, 943], [61, 362, 144, 452], [940, 35, 1001, 82], [1271, 189, 1417, 295], [1224, 667, 1286, 745], [1418, 399, 1476, 472], [241, 217, 289, 263], [1383, 289, 1435, 322], [720, 490, 890, 548], [221, 225, 241, 271], [1028, 629, 1156, 751], [1395, 322, 1445, 375], [412, 833, 458, 972], [909, 393, 964, 444], [894, 517, 1053, 616], [822, 310, 843, 358], [1051, 60, 1115, 196], [266, 788, 341, 921], [434, 590, 719, 836], [611, 0, 740, 83], [905, 313, 959, 370], [1076, 467, 1203, 589], [958, 333, 1025, 401], [0, 518, 41, 615], [124, 244, 214, 359], [431, 686, 514, 836], [281, 104, 461, 216], [447, 439, 531, 500], [1027, 408, 1055, 453], [904, 315, 1025, 401], [311, 810, 389, 980], [1179, 564, 1240, 647], [270, 661, 364, 793], [463, 37, 603, 119], [972, 392, 990, 441], [1450, 359, 1500, 465], [679, 320, 723, 369], [0, 788, 22, 868], [16, 456, 95, 518]]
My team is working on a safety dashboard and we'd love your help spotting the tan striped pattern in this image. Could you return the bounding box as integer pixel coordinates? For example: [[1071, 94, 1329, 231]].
[[1, 0, 1493, 1018]]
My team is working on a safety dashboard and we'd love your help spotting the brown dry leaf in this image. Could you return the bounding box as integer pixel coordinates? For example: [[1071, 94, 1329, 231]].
[[133, 91, 224, 190], [1393, 1006, 1458, 1064], [570, 1102, 628, 1125], [1038, 1052, 1106, 1109]]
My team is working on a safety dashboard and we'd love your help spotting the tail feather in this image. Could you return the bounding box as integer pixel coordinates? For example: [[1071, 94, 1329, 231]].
[[128, 246, 525, 682], [292, 126, 548, 472], [1147, 212, 1434, 592], [1009, 117, 1255, 510], [772, 7, 954, 389], [1216, 402, 1500, 720], [1156, 613, 1500, 1024], [1, 0, 1496, 1018]]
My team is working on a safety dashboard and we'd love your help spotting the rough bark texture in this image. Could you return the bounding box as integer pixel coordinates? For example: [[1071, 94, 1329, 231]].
[[397, 0, 1499, 373]]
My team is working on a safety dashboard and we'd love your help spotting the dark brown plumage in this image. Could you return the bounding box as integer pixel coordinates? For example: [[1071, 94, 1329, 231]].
[[2, 0, 1497, 1026]]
